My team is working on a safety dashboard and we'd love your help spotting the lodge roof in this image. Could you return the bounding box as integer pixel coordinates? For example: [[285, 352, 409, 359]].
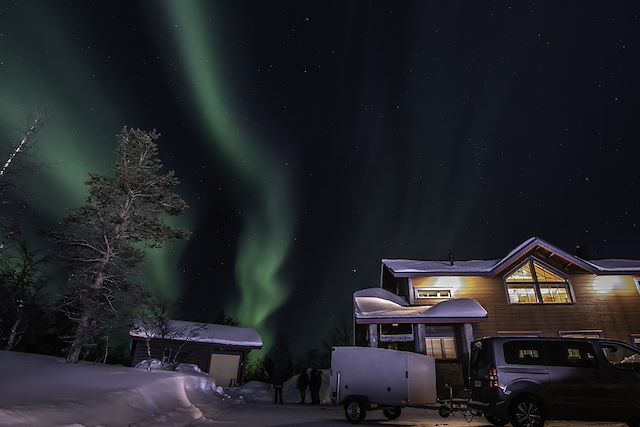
[[382, 237, 640, 277]]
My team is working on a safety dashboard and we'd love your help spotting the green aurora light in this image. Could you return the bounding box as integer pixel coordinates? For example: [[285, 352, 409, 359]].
[[163, 1, 295, 354], [0, 2, 191, 301]]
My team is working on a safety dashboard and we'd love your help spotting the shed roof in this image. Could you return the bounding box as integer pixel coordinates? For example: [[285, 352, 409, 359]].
[[130, 319, 263, 349]]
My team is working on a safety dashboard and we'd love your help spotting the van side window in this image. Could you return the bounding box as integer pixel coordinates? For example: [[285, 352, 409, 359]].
[[504, 341, 544, 365], [546, 341, 597, 368]]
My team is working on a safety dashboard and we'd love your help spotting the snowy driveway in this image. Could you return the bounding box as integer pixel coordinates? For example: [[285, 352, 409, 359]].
[[192, 402, 627, 427]]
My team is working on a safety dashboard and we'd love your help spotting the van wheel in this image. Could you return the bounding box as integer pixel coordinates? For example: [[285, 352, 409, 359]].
[[382, 407, 402, 420], [626, 422, 639, 427], [485, 414, 509, 426], [344, 400, 366, 424], [510, 396, 545, 427]]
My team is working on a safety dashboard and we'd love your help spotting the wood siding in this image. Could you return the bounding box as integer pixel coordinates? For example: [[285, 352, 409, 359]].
[[410, 274, 640, 345]]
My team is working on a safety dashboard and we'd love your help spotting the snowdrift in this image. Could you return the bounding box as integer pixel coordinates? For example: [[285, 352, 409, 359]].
[[0, 350, 222, 426]]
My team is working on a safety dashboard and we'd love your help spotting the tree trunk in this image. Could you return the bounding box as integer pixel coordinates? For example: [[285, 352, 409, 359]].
[[66, 313, 89, 363], [66, 257, 109, 363], [5, 314, 22, 351]]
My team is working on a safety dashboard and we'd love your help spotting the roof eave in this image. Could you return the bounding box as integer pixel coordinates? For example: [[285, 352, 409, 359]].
[[355, 316, 488, 324], [389, 270, 494, 278]]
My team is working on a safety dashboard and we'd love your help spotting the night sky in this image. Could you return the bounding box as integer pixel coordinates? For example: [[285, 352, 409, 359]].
[[2, 1, 640, 354]]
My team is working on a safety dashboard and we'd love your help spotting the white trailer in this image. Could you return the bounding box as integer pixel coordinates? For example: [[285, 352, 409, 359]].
[[330, 346, 438, 423]]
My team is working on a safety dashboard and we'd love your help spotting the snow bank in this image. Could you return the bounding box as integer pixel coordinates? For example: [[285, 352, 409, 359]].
[[0, 350, 222, 426]]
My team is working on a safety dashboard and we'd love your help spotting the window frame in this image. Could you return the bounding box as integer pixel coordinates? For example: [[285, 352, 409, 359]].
[[425, 337, 458, 360], [503, 340, 545, 365], [545, 340, 599, 368], [503, 257, 575, 305], [558, 330, 603, 339], [414, 288, 452, 300], [497, 330, 542, 337]]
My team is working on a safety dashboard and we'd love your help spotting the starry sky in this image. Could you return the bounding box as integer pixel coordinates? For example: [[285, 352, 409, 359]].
[[1, 1, 640, 354]]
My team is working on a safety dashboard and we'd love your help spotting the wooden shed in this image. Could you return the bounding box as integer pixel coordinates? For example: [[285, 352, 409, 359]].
[[130, 320, 262, 387]]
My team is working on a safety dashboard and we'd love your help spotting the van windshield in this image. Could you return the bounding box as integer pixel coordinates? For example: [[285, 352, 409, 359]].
[[470, 340, 491, 378], [600, 342, 640, 369]]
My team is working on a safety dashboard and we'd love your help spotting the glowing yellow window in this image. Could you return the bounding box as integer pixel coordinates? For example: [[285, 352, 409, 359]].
[[505, 259, 573, 304], [425, 337, 457, 360]]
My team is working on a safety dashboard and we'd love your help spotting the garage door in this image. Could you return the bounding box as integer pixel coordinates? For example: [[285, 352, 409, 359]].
[[208, 353, 240, 387]]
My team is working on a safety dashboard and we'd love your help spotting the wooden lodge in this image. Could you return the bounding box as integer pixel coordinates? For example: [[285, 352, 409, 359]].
[[354, 237, 640, 396]]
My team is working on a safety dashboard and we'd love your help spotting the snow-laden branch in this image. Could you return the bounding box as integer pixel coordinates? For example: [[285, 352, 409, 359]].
[[0, 110, 44, 179]]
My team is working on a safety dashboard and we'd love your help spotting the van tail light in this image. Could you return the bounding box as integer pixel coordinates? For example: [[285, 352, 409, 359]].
[[488, 368, 499, 389]]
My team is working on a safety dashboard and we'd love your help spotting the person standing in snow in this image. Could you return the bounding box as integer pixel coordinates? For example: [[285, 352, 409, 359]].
[[296, 368, 309, 403], [309, 368, 322, 404], [272, 366, 285, 404]]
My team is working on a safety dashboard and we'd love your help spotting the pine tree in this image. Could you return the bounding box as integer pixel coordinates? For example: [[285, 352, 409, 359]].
[[52, 127, 189, 363]]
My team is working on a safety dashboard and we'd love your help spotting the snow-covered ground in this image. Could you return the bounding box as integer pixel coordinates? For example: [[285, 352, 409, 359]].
[[0, 350, 225, 426], [0, 351, 627, 427], [0, 350, 331, 426]]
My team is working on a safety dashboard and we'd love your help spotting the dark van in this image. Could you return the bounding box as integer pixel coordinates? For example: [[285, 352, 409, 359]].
[[468, 337, 640, 427]]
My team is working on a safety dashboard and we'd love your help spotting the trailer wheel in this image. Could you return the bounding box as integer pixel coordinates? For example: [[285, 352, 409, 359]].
[[344, 400, 366, 424], [485, 414, 509, 426], [438, 405, 451, 418], [382, 407, 402, 420]]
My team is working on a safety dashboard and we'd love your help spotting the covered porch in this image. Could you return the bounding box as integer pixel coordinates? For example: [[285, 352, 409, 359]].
[[353, 288, 488, 396]]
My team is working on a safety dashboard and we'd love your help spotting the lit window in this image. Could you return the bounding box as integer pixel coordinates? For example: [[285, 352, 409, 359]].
[[497, 331, 542, 337], [559, 330, 603, 339], [505, 259, 573, 304], [415, 289, 452, 300], [425, 337, 457, 360]]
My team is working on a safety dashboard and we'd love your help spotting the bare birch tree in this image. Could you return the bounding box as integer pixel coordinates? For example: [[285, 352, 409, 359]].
[[0, 109, 44, 180]]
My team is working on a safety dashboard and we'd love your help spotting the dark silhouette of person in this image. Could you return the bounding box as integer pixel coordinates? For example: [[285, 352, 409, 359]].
[[272, 366, 285, 404], [309, 368, 322, 404], [296, 368, 309, 403]]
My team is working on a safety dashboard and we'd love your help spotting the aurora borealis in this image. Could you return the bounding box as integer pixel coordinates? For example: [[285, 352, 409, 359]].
[[2, 1, 640, 354], [162, 1, 295, 350]]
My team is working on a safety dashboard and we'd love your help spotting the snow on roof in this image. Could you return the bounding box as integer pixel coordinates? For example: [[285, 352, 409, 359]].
[[382, 259, 498, 275], [130, 320, 263, 349], [354, 288, 487, 322], [354, 287, 409, 306], [383, 237, 640, 277], [588, 259, 640, 272]]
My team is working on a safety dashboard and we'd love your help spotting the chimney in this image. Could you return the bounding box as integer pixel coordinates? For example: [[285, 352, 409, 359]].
[[449, 252, 455, 266], [575, 245, 591, 260]]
